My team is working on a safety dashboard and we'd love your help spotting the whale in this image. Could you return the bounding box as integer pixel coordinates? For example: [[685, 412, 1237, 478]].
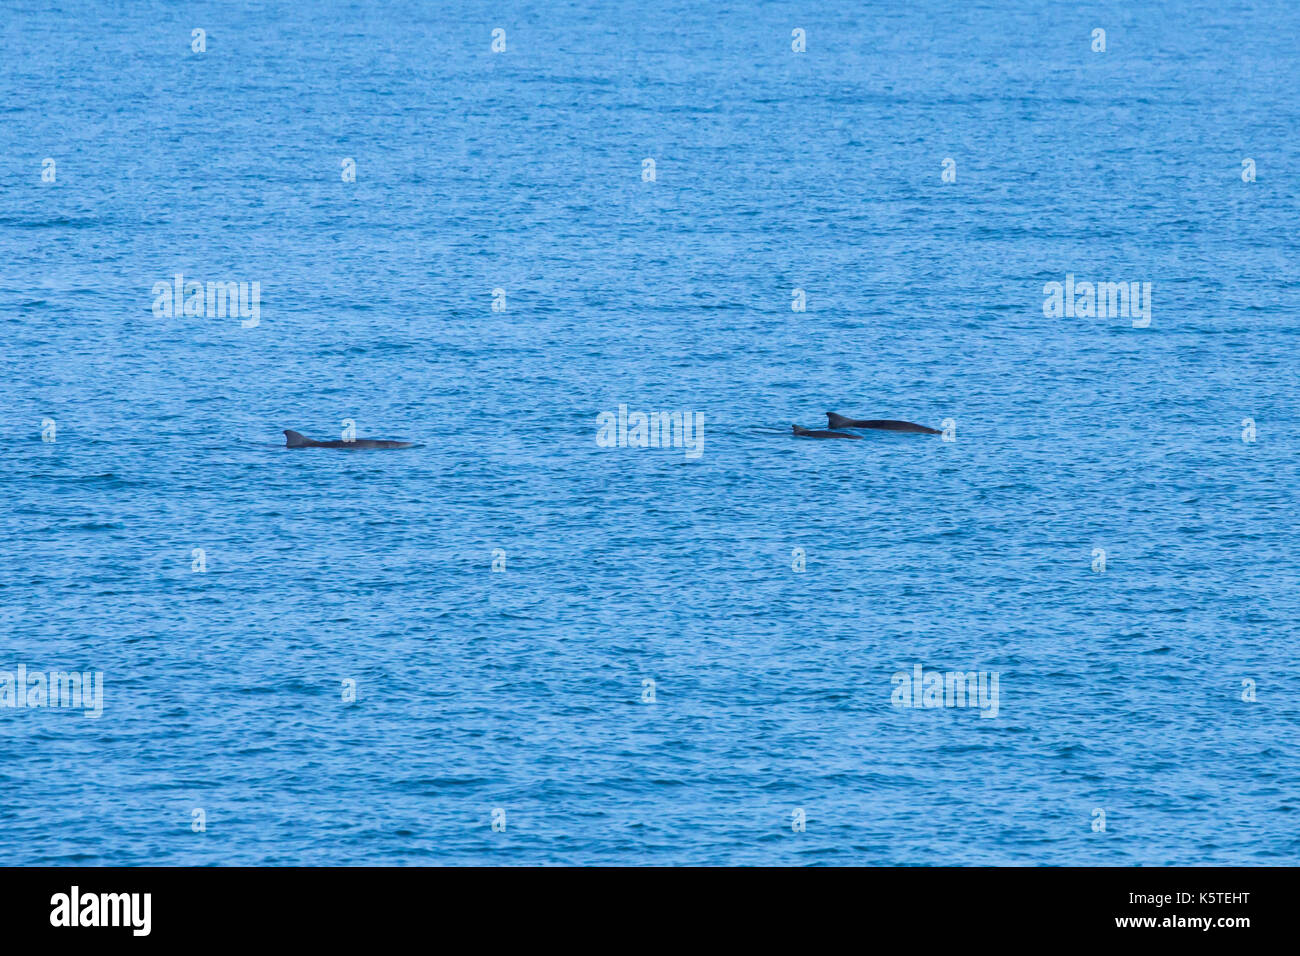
[[825, 412, 941, 435], [792, 424, 861, 440], [284, 429, 414, 450]]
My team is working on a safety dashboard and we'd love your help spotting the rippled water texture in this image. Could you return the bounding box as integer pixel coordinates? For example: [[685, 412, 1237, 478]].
[[1, 1, 1298, 864]]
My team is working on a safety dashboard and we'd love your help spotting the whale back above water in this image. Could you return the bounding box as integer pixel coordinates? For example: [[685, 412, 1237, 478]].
[[792, 424, 861, 440], [825, 412, 941, 435], [284, 429, 414, 450]]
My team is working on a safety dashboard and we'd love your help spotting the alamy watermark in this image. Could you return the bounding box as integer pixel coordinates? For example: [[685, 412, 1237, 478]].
[[596, 404, 704, 459], [891, 664, 999, 718], [50, 886, 150, 936], [0, 665, 103, 718], [151, 274, 260, 328], [1043, 274, 1152, 327]]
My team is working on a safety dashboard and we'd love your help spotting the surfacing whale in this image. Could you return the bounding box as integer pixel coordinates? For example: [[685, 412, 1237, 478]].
[[284, 429, 414, 450], [792, 424, 861, 440], [825, 412, 941, 435]]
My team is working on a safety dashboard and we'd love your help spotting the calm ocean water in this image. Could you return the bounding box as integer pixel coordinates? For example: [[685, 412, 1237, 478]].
[[2, 0, 1298, 865]]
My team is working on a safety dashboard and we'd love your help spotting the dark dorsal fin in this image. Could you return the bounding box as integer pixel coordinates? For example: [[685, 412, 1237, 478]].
[[826, 412, 853, 429]]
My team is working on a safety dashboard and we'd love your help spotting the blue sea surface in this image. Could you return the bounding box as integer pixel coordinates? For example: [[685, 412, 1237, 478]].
[[2, 0, 1298, 865]]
